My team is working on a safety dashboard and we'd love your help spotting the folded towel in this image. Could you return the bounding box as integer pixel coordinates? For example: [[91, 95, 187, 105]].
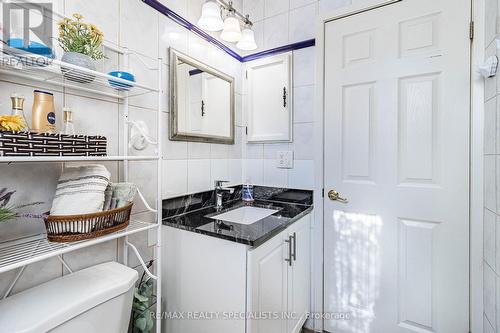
[[51, 165, 111, 215], [110, 183, 137, 209], [103, 184, 113, 211]]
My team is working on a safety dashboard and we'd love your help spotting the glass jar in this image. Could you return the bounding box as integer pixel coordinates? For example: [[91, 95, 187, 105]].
[[62, 107, 75, 135], [10, 93, 28, 131]]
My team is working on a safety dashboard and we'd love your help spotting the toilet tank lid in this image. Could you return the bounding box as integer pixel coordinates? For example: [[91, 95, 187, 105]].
[[0, 261, 138, 333]]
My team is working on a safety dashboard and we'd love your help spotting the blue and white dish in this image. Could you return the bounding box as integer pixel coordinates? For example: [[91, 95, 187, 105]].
[[107, 71, 135, 91]]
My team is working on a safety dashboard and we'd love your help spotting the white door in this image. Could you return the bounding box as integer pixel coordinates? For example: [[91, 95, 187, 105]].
[[203, 74, 231, 137], [246, 53, 292, 142], [287, 216, 311, 333], [248, 232, 288, 333], [323, 1, 470, 333]]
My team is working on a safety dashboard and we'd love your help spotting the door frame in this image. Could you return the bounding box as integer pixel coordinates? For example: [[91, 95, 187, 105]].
[[312, 0, 482, 332]]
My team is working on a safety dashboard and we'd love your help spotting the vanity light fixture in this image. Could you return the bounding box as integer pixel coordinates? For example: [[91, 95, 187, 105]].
[[197, 0, 257, 49], [236, 17, 257, 51], [220, 8, 241, 42], [197, 0, 224, 32]]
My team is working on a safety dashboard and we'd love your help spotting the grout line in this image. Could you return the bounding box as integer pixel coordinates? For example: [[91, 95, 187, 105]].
[[485, 207, 500, 217], [485, 94, 497, 103]]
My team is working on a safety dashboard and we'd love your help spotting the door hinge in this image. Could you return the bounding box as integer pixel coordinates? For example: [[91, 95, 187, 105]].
[[469, 21, 474, 41], [245, 70, 248, 79], [322, 188, 324, 198]]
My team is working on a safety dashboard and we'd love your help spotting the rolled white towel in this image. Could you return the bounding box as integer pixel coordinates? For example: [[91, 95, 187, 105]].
[[51, 165, 111, 216]]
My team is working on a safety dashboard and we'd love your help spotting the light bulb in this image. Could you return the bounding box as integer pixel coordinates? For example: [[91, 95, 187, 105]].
[[197, 0, 224, 32], [220, 11, 242, 42], [236, 25, 257, 50]]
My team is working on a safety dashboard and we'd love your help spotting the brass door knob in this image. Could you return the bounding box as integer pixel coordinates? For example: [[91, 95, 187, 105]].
[[328, 190, 348, 203]]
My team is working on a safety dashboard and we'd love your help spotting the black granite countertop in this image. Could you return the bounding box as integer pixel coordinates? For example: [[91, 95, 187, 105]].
[[162, 186, 313, 247]]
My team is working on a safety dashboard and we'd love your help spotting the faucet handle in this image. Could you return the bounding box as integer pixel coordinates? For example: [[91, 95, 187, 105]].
[[214, 180, 230, 188]]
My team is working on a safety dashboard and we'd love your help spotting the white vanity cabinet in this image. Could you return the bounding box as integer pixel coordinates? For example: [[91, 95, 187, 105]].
[[247, 214, 311, 333], [162, 213, 311, 333], [246, 53, 293, 142]]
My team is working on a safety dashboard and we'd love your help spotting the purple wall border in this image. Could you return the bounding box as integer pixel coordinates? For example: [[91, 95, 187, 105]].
[[142, 0, 315, 63], [241, 39, 315, 62]]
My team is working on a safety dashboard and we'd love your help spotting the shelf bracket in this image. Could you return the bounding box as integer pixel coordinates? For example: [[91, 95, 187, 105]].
[[57, 255, 73, 274], [2, 238, 44, 299], [2, 254, 73, 300], [125, 240, 158, 280], [124, 48, 160, 71], [137, 188, 158, 213], [3, 266, 26, 299]]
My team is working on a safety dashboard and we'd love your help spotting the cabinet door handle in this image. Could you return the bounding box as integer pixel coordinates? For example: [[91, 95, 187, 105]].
[[201, 100, 205, 117], [291, 232, 296, 261], [285, 236, 292, 266], [283, 87, 287, 108]]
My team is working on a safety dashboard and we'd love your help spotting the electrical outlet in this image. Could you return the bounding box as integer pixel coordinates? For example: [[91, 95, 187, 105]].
[[277, 151, 293, 169]]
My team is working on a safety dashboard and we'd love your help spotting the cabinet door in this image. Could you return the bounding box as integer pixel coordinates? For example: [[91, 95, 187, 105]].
[[287, 215, 311, 333], [247, 232, 289, 333], [246, 53, 292, 142]]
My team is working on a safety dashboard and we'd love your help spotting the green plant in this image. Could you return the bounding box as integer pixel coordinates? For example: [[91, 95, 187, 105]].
[[131, 260, 155, 333], [0, 188, 43, 222], [57, 13, 106, 60]]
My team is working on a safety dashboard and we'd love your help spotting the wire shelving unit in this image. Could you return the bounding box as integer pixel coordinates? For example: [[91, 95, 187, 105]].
[[0, 46, 163, 332]]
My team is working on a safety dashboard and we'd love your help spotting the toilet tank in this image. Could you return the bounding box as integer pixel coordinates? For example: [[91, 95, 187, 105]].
[[0, 261, 138, 333]]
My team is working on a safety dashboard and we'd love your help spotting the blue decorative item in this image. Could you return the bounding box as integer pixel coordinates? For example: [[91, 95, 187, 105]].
[[108, 71, 136, 91], [6, 38, 55, 58], [5, 38, 55, 66]]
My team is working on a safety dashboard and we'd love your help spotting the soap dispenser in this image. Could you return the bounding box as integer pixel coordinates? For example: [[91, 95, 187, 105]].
[[242, 181, 254, 202]]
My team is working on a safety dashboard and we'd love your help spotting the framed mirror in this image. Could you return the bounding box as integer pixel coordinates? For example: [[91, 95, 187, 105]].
[[169, 48, 235, 144]]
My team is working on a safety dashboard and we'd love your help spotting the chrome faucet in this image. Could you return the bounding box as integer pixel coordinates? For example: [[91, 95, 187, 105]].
[[214, 180, 234, 210]]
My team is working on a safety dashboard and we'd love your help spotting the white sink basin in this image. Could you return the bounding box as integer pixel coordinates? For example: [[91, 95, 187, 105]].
[[209, 206, 279, 225]]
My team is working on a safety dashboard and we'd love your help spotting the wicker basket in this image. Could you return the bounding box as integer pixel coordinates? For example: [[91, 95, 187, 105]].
[[0, 131, 107, 157], [44, 203, 133, 242]]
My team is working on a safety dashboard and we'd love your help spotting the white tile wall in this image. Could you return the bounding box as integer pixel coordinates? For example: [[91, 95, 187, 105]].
[[485, 263, 497, 331], [264, 0, 290, 17], [163, 159, 189, 197], [486, 209, 497, 269], [244, 0, 265, 22], [187, 159, 212, 193], [486, 98, 497, 155], [120, 0, 159, 58], [263, 12, 290, 49], [289, 3, 318, 42], [65, 0, 120, 45], [484, 0, 500, 329], [238, 0, 325, 191]]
